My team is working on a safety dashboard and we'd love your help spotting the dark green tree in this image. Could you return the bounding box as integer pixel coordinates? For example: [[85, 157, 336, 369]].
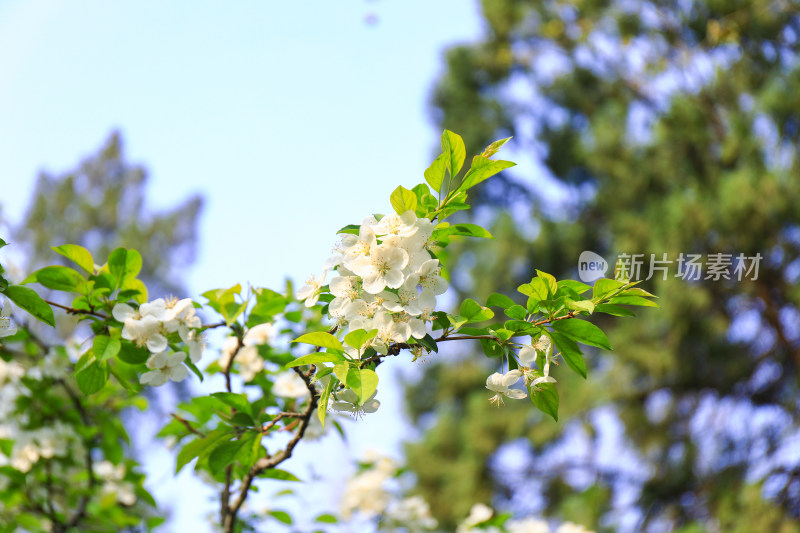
[[406, 1, 800, 531], [12, 131, 203, 297]]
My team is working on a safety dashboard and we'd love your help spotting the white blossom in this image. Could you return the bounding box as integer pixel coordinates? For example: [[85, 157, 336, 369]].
[[486, 370, 527, 405], [272, 371, 309, 399], [297, 271, 327, 307], [350, 243, 409, 294], [140, 351, 188, 386]]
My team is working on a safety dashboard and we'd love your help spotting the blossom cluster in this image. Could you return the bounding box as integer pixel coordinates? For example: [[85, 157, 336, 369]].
[[112, 297, 205, 386], [95, 460, 137, 505], [0, 355, 83, 473], [486, 335, 556, 406], [298, 211, 447, 354], [340, 452, 437, 531], [219, 323, 276, 382], [458, 503, 596, 533]]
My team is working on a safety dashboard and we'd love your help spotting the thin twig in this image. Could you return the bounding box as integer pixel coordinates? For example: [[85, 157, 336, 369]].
[[171, 414, 206, 438], [45, 299, 107, 319]]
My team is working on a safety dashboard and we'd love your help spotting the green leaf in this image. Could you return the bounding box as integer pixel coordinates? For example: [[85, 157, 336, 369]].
[[202, 284, 246, 326], [551, 319, 612, 350], [535, 270, 558, 297], [208, 438, 250, 474], [118, 341, 150, 364], [594, 303, 636, 317], [593, 278, 626, 301], [480, 338, 505, 358], [185, 358, 204, 382], [480, 136, 512, 158], [333, 363, 349, 385], [557, 280, 591, 295], [608, 295, 660, 307], [318, 376, 337, 427], [457, 157, 515, 193], [414, 333, 438, 353], [291, 331, 343, 353], [390, 186, 417, 215], [459, 298, 494, 322], [441, 130, 466, 179], [487, 293, 516, 309], [315, 514, 338, 524], [619, 287, 657, 298], [92, 335, 121, 361], [211, 392, 253, 417], [260, 469, 302, 482], [551, 332, 586, 379], [566, 299, 595, 314], [531, 382, 559, 421], [336, 224, 361, 235], [446, 223, 493, 239], [3, 285, 54, 327], [269, 511, 293, 525], [23, 265, 84, 292], [344, 329, 378, 351], [51, 244, 94, 273], [460, 298, 481, 319], [519, 278, 549, 301], [175, 429, 232, 474], [108, 248, 142, 283], [347, 368, 378, 404], [285, 352, 345, 368], [75, 360, 109, 395], [504, 305, 527, 320], [424, 153, 447, 194], [119, 277, 148, 304]]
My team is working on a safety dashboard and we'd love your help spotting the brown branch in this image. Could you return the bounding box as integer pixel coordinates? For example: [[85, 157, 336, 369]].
[[260, 412, 304, 434], [57, 379, 97, 530], [171, 414, 206, 438], [45, 299, 107, 319], [222, 368, 319, 533]]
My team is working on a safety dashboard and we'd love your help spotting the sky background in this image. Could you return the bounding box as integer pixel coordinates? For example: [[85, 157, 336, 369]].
[[0, 0, 487, 530]]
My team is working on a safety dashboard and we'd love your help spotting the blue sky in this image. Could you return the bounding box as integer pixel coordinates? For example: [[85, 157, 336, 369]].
[[0, 0, 484, 529]]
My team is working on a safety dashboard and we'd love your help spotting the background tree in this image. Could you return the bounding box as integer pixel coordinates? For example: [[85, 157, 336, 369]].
[[12, 131, 203, 297], [405, 1, 800, 531]]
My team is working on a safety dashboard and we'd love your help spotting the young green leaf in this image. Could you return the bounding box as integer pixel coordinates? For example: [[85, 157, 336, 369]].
[[424, 153, 447, 194], [284, 352, 346, 368], [592, 278, 626, 301], [456, 158, 515, 193], [108, 248, 142, 283], [51, 244, 94, 274], [346, 368, 379, 404], [390, 186, 417, 215], [441, 130, 466, 178], [344, 328, 378, 351], [318, 376, 337, 427], [566, 299, 595, 314], [291, 331, 343, 353], [535, 270, 558, 297]]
